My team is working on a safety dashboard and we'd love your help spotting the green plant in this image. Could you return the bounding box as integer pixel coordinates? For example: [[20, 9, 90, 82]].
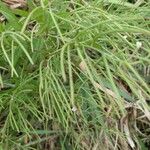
[[0, 0, 150, 149]]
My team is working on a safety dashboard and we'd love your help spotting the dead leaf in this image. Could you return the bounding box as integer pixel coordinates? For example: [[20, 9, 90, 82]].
[[124, 122, 135, 149], [120, 113, 135, 149], [79, 61, 117, 98], [93, 81, 116, 98], [2, 0, 27, 9]]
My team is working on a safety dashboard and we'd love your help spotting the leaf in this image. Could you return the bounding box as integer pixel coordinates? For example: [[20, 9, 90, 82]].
[[0, 2, 21, 30], [102, 0, 136, 8], [98, 77, 134, 101], [138, 138, 148, 150]]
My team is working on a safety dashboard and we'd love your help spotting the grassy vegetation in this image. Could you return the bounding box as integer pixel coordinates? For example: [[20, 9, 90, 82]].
[[0, 0, 150, 149]]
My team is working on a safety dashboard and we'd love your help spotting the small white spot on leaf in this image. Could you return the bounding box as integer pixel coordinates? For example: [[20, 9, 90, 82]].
[[79, 61, 87, 72], [72, 106, 77, 112], [136, 41, 142, 49], [123, 35, 128, 39]]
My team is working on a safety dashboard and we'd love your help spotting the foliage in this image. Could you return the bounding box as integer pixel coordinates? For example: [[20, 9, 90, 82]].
[[0, 0, 150, 149]]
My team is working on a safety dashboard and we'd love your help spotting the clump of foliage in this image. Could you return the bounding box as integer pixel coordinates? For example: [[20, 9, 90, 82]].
[[0, 0, 150, 149]]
